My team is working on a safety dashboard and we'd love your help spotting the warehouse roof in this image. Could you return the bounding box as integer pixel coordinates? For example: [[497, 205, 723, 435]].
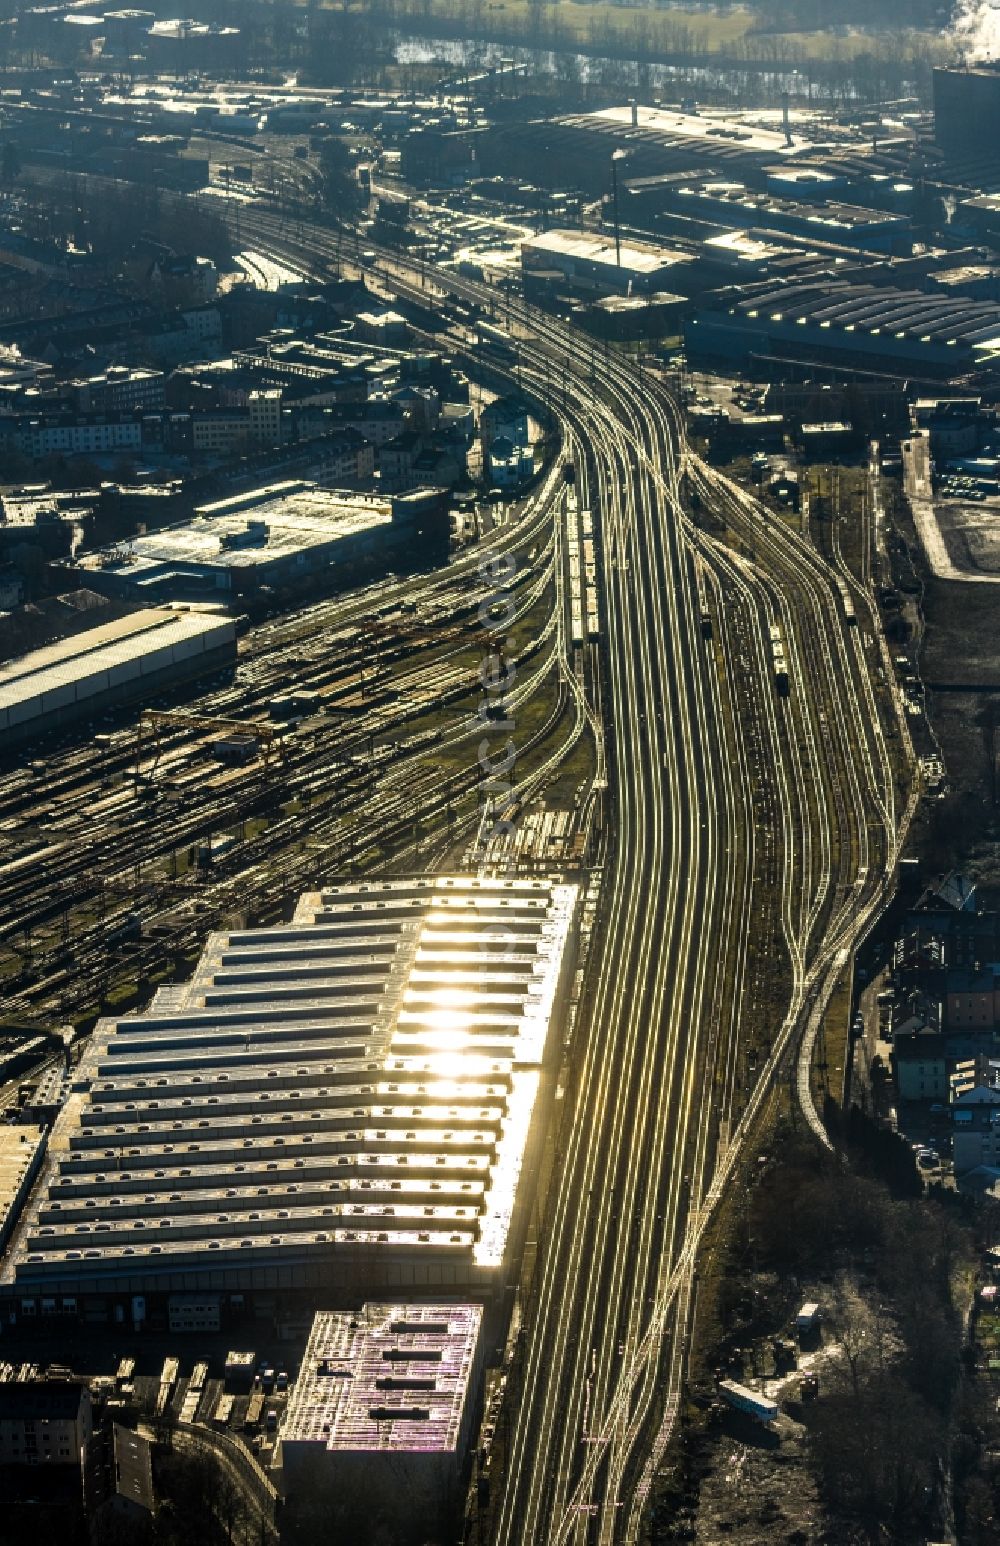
[[580, 104, 814, 157], [522, 228, 691, 276], [703, 231, 806, 265], [0, 1127, 46, 1245], [4, 876, 577, 1291], [0, 608, 234, 716], [764, 164, 841, 187], [79, 482, 394, 591], [728, 279, 1000, 354], [674, 179, 907, 231], [283, 1304, 481, 1456]]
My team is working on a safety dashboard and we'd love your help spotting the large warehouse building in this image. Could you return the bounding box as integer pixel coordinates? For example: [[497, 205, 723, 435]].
[[0, 875, 579, 1317], [79, 481, 397, 602], [0, 606, 236, 748], [482, 103, 825, 195], [280, 1303, 484, 1495], [521, 228, 694, 296], [686, 278, 1000, 381], [660, 179, 911, 254]]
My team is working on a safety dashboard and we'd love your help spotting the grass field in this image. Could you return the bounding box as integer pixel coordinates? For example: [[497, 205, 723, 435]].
[[386, 0, 754, 49], [373, 0, 952, 62]]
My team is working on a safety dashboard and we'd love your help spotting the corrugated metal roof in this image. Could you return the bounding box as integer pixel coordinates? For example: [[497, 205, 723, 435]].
[[0, 608, 234, 710], [6, 877, 578, 1288]]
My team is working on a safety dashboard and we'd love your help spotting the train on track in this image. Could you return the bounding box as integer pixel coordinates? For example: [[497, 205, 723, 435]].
[[695, 559, 712, 639], [475, 321, 517, 362], [834, 574, 858, 626], [769, 622, 790, 696]]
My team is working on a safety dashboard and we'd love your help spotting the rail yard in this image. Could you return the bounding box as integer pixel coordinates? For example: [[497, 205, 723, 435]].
[[0, 451, 599, 1033], [137, 192, 912, 1542], [0, 87, 937, 1546]]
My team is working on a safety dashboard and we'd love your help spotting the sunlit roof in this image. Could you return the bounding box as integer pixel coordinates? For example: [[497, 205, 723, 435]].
[[4, 876, 577, 1291]]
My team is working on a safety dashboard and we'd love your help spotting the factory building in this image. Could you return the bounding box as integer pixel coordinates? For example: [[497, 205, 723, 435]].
[[521, 229, 693, 297], [0, 607, 236, 748], [0, 876, 579, 1312], [933, 64, 1000, 159], [280, 1303, 484, 1499], [483, 103, 822, 195], [78, 481, 397, 602], [686, 279, 1000, 382], [662, 180, 911, 255]]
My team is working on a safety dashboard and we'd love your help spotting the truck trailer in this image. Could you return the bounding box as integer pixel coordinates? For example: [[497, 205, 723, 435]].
[[718, 1379, 778, 1425]]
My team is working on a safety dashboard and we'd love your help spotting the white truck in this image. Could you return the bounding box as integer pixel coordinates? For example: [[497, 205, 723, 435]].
[[718, 1379, 779, 1425], [795, 1302, 821, 1334]]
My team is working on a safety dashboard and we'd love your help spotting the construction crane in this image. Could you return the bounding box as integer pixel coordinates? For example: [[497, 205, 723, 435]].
[[134, 708, 282, 781]]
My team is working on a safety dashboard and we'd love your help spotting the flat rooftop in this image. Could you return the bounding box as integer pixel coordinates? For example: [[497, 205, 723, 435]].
[[577, 104, 815, 158], [0, 1127, 46, 1243], [0, 608, 235, 717], [283, 1303, 481, 1456], [674, 179, 907, 230], [764, 164, 841, 186], [522, 228, 692, 276], [4, 876, 577, 1293], [703, 230, 808, 264], [78, 482, 394, 590]]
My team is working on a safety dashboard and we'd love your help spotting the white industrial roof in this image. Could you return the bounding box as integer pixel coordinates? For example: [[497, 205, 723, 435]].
[[78, 483, 394, 590], [6, 876, 577, 1288], [585, 103, 813, 157], [0, 1127, 46, 1242], [283, 1303, 482, 1455], [0, 608, 235, 714], [522, 228, 690, 276], [704, 231, 802, 262]]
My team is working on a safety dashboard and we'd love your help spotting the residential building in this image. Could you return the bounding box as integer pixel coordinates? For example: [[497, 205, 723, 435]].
[[312, 429, 375, 483], [914, 397, 982, 457], [149, 254, 219, 301], [355, 308, 409, 347], [945, 969, 1000, 1029], [10, 414, 143, 459], [249, 387, 284, 448], [73, 367, 165, 414], [487, 435, 533, 490], [292, 400, 405, 447], [480, 394, 530, 453], [191, 408, 250, 456], [952, 1061, 1000, 1174], [396, 384, 440, 432], [0, 1382, 92, 1468], [379, 430, 424, 491], [893, 1032, 949, 1103]]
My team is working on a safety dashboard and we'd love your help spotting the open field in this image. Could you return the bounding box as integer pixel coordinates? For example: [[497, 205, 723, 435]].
[[359, 0, 953, 63], [382, 0, 754, 50]]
